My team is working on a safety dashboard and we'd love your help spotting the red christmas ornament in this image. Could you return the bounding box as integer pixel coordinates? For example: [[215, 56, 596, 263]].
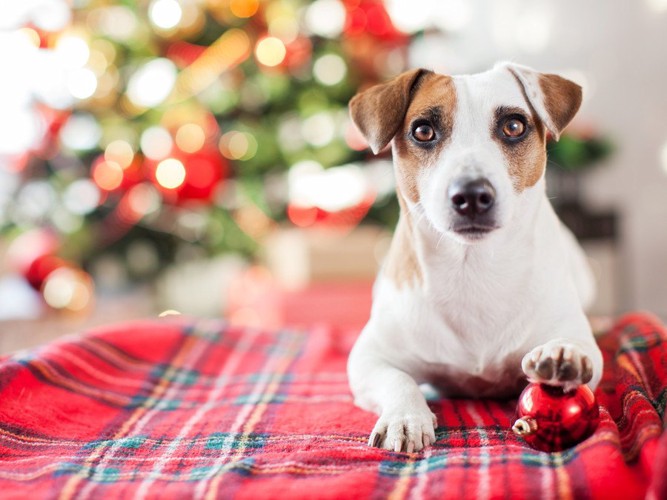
[[25, 255, 69, 291], [175, 147, 227, 202], [286, 193, 376, 229], [512, 383, 600, 452]]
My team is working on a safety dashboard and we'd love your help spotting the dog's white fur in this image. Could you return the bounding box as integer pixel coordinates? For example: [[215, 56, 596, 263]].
[[347, 62, 603, 453]]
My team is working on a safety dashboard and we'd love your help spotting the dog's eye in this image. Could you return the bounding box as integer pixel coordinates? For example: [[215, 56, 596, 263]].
[[412, 123, 435, 142], [501, 117, 526, 139]]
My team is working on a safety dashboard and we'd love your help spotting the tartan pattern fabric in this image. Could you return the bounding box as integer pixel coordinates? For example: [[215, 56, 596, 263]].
[[0, 313, 665, 499]]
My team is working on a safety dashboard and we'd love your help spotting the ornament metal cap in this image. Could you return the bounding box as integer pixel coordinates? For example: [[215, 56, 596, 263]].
[[512, 417, 538, 436]]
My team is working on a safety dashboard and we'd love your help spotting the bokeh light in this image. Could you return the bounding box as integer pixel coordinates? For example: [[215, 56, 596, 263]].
[[87, 48, 110, 76], [92, 160, 124, 191], [25, 255, 68, 291], [255, 36, 286, 67], [175, 123, 206, 153], [269, 14, 299, 43], [301, 112, 336, 147], [180, 1, 205, 31], [67, 68, 98, 100], [159, 309, 182, 317], [87, 6, 138, 41], [104, 140, 134, 168], [127, 58, 177, 107], [60, 113, 102, 151], [17, 27, 41, 48], [31, 0, 71, 32], [0, 107, 42, 155], [17, 181, 57, 220], [305, 0, 346, 38], [128, 183, 162, 216], [141, 126, 173, 160], [288, 161, 369, 212], [51, 209, 83, 234], [230, 0, 259, 18], [63, 179, 101, 215], [29, 50, 74, 109], [149, 0, 183, 30], [55, 35, 90, 69], [5, 229, 60, 277], [155, 158, 186, 189], [219, 131, 258, 160], [385, 0, 433, 33], [313, 54, 347, 86], [277, 114, 305, 152], [90, 39, 117, 67], [42, 267, 94, 313]]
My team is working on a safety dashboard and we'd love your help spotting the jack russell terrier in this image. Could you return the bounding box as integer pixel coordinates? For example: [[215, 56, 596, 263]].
[[347, 62, 603, 453]]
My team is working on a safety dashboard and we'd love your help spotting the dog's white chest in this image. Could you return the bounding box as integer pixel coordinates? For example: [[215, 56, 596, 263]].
[[375, 270, 532, 397]]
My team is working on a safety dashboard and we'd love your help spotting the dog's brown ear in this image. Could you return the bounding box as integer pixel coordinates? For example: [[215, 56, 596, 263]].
[[502, 63, 582, 141], [349, 68, 432, 154]]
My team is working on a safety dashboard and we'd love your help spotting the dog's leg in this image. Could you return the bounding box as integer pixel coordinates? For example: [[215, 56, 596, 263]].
[[521, 337, 603, 392], [348, 335, 437, 452]]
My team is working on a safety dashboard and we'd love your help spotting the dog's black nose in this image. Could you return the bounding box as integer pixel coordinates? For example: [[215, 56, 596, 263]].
[[449, 178, 496, 217]]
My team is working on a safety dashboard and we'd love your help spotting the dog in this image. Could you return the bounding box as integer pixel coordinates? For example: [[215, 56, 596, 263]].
[[347, 62, 603, 453]]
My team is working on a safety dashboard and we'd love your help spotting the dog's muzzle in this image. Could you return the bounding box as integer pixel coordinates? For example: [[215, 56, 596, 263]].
[[448, 177, 498, 237]]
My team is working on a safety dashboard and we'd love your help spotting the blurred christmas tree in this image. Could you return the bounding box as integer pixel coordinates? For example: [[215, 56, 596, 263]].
[[0, 0, 411, 301], [0, 0, 614, 316]]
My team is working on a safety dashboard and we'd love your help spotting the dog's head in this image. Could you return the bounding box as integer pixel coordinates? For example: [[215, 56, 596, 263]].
[[349, 62, 582, 244]]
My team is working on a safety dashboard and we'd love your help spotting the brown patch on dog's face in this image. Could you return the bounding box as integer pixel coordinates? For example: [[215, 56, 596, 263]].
[[383, 193, 423, 288], [392, 74, 457, 202], [492, 106, 547, 192], [349, 68, 432, 154]]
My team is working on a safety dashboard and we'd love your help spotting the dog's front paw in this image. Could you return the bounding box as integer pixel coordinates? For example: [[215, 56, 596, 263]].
[[522, 341, 593, 391], [369, 408, 437, 453]]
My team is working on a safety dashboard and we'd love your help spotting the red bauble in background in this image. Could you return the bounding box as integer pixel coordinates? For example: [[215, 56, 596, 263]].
[[145, 145, 228, 204], [176, 147, 228, 202], [512, 383, 600, 452], [343, 0, 407, 41], [25, 255, 69, 291]]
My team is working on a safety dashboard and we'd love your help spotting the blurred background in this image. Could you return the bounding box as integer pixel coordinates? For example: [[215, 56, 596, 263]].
[[1, 0, 665, 351]]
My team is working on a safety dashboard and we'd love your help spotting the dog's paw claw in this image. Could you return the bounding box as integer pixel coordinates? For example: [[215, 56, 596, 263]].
[[523, 341, 592, 389], [369, 409, 436, 452]]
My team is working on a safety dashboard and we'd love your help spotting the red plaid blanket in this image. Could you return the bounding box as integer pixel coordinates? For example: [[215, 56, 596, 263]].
[[0, 313, 665, 499]]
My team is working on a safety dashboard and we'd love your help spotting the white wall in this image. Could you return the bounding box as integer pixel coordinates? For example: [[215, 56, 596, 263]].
[[408, 0, 667, 318]]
